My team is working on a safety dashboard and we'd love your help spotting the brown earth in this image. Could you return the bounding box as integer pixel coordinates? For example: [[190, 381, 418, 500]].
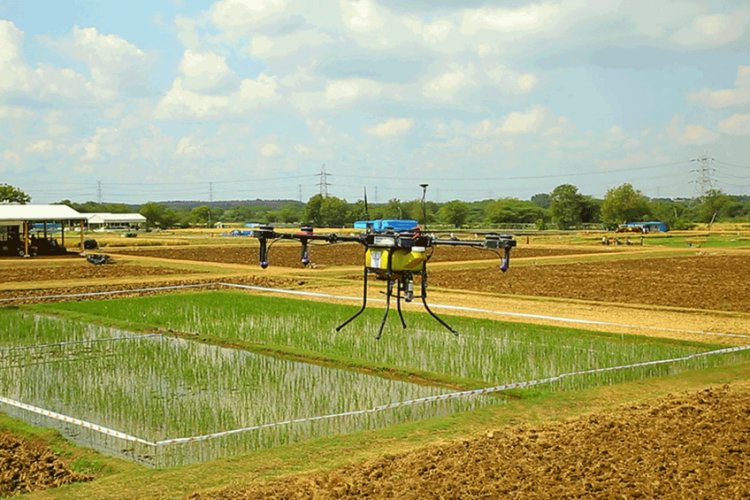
[[429, 253, 750, 313], [107, 243, 614, 267], [1, 241, 749, 499], [194, 384, 750, 500], [0, 432, 91, 496], [0, 260, 197, 283]]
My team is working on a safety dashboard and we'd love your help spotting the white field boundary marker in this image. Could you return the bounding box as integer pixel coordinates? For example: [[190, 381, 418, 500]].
[[156, 343, 750, 446], [0, 395, 156, 446], [0, 333, 162, 353]]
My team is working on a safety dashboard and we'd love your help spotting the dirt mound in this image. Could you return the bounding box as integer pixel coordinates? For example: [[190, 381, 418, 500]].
[[195, 385, 750, 499], [430, 254, 750, 313], [0, 432, 91, 496]]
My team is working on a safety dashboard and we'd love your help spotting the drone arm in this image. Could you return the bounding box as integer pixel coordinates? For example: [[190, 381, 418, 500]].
[[254, 225, 365, 268]]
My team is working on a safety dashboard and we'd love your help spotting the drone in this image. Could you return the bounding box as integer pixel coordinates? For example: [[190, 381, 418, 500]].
[[253, 186, 516, 339]]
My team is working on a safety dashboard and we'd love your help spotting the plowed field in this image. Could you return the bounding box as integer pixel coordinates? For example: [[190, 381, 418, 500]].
[[0, 261, 197, 283], [430, 254, 750, 313], [107, 243, 614, 267], [196, 384, 750, 499], [0, 432, 90, 496]]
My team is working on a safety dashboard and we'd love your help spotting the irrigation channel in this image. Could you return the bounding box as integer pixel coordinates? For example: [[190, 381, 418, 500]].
[[0, 284, 748, 467]]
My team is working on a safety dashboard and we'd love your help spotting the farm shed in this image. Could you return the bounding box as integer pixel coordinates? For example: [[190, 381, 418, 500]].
[[618, 221, 668, 233], [0, 204, 87, 257], [85, 212, 146, 231]]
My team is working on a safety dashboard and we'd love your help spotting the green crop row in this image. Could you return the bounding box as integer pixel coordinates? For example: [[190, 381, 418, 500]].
[[36, 291, 725, 389]]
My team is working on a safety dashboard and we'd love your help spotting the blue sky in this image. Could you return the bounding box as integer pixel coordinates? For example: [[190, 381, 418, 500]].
[[1, 0, 749, 204]]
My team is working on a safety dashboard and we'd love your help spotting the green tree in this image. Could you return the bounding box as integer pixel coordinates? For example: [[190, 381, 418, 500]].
[[320, 196, 350, 227], [438, 200, 469, 228], [485, 198, 545, 224], [530, 193, 551, 209], [382, 198, 404, 219], [139, 202, 177, 229], [191, 205, 211, 227], [0, 184, 31, 204], [304, 194, 325, 226], [600, 183, 651, 228], [549, 184, 583, 229], [698, 189, 735, 225]]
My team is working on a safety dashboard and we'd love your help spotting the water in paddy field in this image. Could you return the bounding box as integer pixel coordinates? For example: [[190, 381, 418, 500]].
[[0, 311, 494, 466]]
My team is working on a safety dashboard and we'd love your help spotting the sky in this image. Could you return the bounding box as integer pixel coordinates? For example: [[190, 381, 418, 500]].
[[1, 0, 749, 205]]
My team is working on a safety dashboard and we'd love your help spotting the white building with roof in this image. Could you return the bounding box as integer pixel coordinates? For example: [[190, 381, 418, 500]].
[[0, 204, 87, 256], [84, 213, 147, 231]]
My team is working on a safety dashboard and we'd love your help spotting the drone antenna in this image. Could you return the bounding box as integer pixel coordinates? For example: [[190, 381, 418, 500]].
[[363, 187, 370, 220], [420, 183, 429, 232]]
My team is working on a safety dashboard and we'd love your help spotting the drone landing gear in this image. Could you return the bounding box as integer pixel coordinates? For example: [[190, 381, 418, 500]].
[[335, 266, 459, 340]]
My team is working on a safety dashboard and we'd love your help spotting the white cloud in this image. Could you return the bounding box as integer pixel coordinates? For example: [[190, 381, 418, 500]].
[[340, 0, 384, 34], [65, 26, 150, 94], [0, 21, 96, 102], [500, 105, 548, 134], [718, 114, 750, 135], [669, 12, 749, 47], [461, 3, 562, 35], [485, 65, 538, 93], [422, 66, 474, 101], [155, 73, 279, 119], [0, 105, 33, 120], [0, 19, 23, 65], [689, 65, 750, 108], [210, 0, 288, 38], [260, 142, 281, 157], [325, 78, 381, 104], [179, 50, 237, 92], [403, 17, 453, 44], [26, 140, 54, 154], [682, 124, 719, 145], [175, 137, 200, 157], [667, 117, 718, 145], [365, 118, 414, 137], [249, 30, 334, 60]]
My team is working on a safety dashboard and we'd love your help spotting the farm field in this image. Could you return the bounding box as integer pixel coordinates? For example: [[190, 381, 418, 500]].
[[0, 229, 748, 498], [105, 241, 623, 267]]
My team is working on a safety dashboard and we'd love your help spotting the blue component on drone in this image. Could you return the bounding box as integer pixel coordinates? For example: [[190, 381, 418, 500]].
[[353, 219, 419, 232]]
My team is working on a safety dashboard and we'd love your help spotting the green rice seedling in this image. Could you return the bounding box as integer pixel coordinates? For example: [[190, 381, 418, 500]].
[[0, 308, 494, 466], [37, 291, 730, 391]]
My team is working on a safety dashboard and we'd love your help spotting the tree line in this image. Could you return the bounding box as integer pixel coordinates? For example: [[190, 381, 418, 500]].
[[1, 182, 748, 230]]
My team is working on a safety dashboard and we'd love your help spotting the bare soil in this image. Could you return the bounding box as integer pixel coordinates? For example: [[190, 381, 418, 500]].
[[107, 243, 612, 267], [0, 431, 91, 496], [195, 384, 750, 499], [429, 254, 750, 313], [0, 261, 194, 283]]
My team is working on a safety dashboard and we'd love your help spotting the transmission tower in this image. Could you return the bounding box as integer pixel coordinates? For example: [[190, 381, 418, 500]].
[[97, 180, 102, 204], [208, 181, 213, 228], [690, 154, 716, 198], [316, 164, 331, 197]]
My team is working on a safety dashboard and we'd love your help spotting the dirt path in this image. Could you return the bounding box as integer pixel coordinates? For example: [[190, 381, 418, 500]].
[[194, 383, 750, 499]]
